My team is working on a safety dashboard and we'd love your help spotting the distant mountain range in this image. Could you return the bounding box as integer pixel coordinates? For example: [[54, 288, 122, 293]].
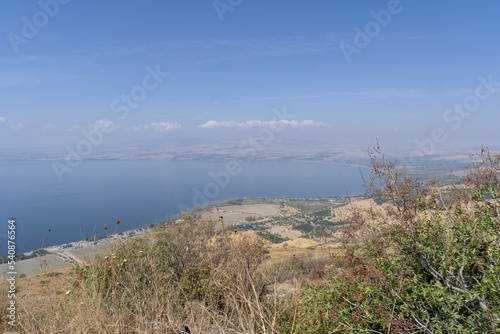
[[0, 140, 492, 174]]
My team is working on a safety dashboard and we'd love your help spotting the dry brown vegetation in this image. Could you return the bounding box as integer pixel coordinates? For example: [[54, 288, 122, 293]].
[[1, 216, 329, 333]]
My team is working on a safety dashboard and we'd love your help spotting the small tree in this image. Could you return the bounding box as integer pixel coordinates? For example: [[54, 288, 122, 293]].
[[280, 144, 500, 333]]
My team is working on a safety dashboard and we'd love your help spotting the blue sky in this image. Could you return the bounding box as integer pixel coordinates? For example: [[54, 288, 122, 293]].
[[1, 0, 499, 152]]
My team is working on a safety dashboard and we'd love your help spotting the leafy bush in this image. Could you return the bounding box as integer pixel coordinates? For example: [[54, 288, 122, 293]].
[[313, 209, 332, 219], [316, 220, 334, 226], [374, 197, 389, 205], [278, 145, 500, 333], [256, 231, 287, 244], [294, 223, 314, 233]]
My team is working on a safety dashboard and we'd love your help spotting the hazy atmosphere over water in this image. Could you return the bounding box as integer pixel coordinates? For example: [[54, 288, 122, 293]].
[[0, 160, 366, 255], [0, 1, 499, 155]]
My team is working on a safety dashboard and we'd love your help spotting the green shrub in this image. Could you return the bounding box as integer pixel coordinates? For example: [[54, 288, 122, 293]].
[[294, 223, 314, 233], [256, 231, 287, 244], [312, 209, 332, 219], [278, 145, 500, 333], [316, 220, 334, 226], [374, 197, 389, 205]]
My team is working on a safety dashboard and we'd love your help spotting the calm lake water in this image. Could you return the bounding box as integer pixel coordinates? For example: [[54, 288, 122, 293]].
[[0, 160, 367, 255]]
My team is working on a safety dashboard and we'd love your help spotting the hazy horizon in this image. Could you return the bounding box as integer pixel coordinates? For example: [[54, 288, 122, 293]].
[[1, 1, 499, 160]]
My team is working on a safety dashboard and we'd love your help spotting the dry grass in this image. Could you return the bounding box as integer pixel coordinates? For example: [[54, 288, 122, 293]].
[[1, 215, 331, 333]]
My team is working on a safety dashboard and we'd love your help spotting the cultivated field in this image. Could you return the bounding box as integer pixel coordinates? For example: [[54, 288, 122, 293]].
[[0, 255, 70, 278], [204, 203, 282, 225], [221, 204, 281, 216], [62, 242, 118, 264], [204, 211, 252, 225]]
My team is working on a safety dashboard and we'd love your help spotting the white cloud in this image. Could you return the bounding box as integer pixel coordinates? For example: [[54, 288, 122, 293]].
[[0, 117, 5, 124], [198, 120, 238, 129], [43, 123, 57, 129], [132, 122, 182, 132], [198, 119, 329, 129], [42, 123, 59, 132], [10, 123, 24, 130], [89, 119, 119, 131], [66, 124, 82, 132]]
